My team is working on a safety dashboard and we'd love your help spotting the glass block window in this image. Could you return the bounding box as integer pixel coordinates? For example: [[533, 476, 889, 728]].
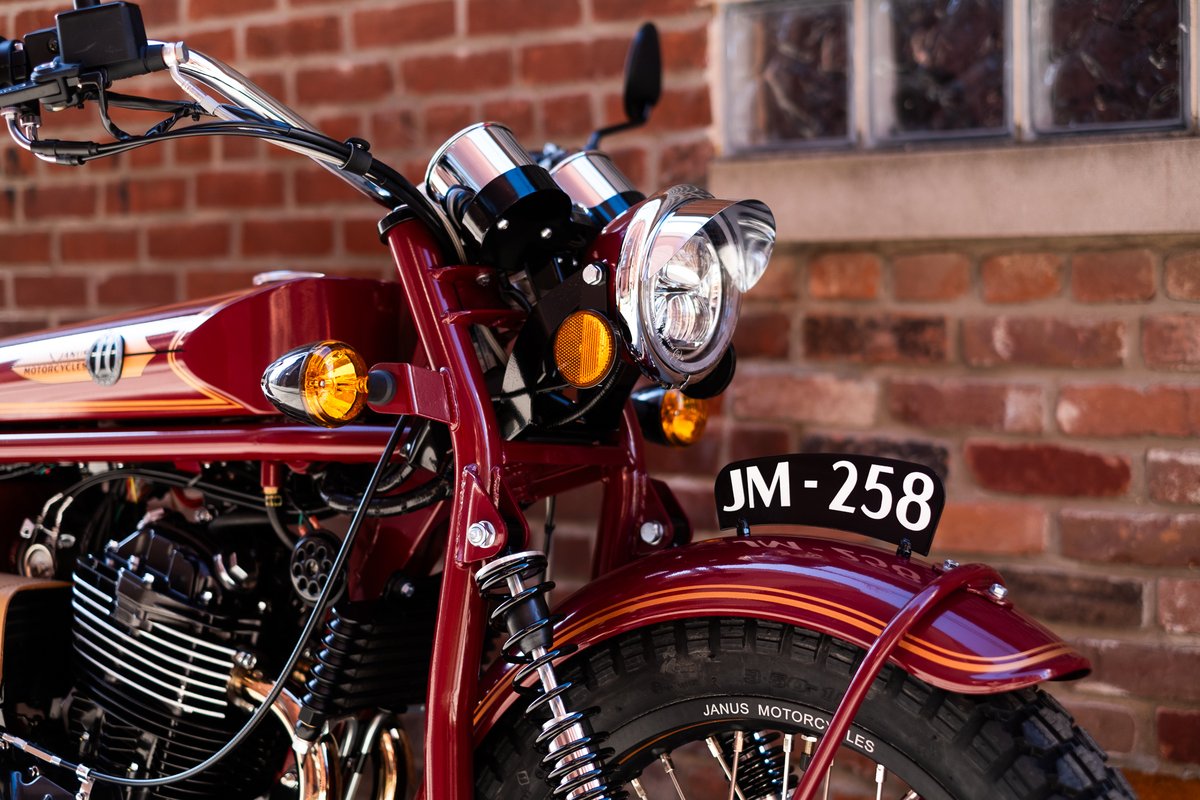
[[871, 0, 1008, 141], [723, 0, 1192, 153], [725, 0, 852, 150], [1031, 0, 1184, 133]]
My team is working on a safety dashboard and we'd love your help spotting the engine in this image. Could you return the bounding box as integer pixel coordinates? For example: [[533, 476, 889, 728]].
[[66, 511, 289, 800]]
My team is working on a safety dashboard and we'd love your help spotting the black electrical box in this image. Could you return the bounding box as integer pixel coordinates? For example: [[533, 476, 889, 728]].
[[23, 27, 59, 71], [55, 1, 147, 70]]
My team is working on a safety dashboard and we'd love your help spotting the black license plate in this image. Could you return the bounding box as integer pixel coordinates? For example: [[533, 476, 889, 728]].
[[714, 453, 945, 555]]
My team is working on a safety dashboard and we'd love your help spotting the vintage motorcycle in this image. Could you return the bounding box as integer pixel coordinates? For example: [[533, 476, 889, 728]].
[[0, 3, 1134, 800]]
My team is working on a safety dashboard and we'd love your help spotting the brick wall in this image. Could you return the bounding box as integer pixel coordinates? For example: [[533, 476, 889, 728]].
[[0, 0, 1197, 793]]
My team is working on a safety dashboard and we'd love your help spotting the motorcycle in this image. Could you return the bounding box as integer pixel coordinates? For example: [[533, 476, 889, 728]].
[[0, 3, 1135, 800]]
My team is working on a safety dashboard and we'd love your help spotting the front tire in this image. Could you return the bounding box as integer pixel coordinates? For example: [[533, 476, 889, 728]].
[[476, 618, 1134, 800]]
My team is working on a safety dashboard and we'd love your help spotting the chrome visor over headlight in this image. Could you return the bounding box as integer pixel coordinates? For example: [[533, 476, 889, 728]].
[[613, 185, 775, 387]]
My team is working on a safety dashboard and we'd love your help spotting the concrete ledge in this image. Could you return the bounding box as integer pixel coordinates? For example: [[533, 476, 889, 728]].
[[710, 137, 1200, 243]]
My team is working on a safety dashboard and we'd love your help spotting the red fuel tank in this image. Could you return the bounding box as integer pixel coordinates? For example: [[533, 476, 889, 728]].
[[0, 277, 411, 424]]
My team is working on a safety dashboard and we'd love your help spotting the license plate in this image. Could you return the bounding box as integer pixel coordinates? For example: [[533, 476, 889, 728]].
[[714, 453, 945, 555]]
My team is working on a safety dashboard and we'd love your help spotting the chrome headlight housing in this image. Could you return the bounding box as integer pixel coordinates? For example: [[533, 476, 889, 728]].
[[613, 185, 775, 387]]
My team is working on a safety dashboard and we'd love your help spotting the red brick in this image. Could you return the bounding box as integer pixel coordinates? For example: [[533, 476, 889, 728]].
[[197, 172, 285, 208], [296, 169, 363, 207], [403, 51, 511, 95], [658, 138, 713, 186], [61, 230, 138, 262], [1143, 314, 1200, 370], [370, 109, 418, 151], [934, 502, 1047, 555], [298, 62, 394, 105], [1061, 510, 1200, 567], [965, 441, 1130, 497], [106, 177, 187, 214], [733, 309, 791, 360], [892, 253, 970, 301], [804, 314, 948, 363], [1157, 708, 1200, 763], [520, 41, 600, 85], [172, 137, 213, 165], [980, 252, 1063, 302], [187, 0, 276, 19], [1057, 384, 1197, 437], [1125, 772, 1200, 800], [469, 0, 580, 34], [0, 189, 13, 220], [182, 28, 237, 62], [353, 2, 454, 48], [808, 252, 881, 300], [888, 378, 1043, 433], [609, 147, 647, 190], [481, 99, 535, 139], [24, 186, 96, 220], [1059, 699, 1137, 754], [662, 26, 709, 71], [0, 233, 51, 264], [0, 319, 49, 338], [726, 422, 793, 463], [648, 86, 712, 131], [543, 94, 593, 140], [732, 370, 878, 428], [147, 222, 233, 260], [643, 419, 723, 477], [14, 275, 87, 307], [1147, 448, 1200, 505], [246, 15, 343, 56], [1158, 578, 1200, 634], [97, 273, 177, 307], [341, 218, 384, 257], [1071, 249, 1156, 302], [423, 103, 477, 143], [593, 0, 701, 19], [962, 317, 1126, 368], [1074, 638, 1200, 702], [1003, 568, 1144, 627], [1165, 251, 1200, 300], [243, 219, 333, 257], [185, 271, 263, 298]]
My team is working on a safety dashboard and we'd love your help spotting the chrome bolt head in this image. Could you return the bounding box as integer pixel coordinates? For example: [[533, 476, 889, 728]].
[[639, 520, 666, 547], [987, 583, 1009, 601], [234, 651, 257, 670], [496, 218, 510, 231], [467, 520, 497, 548], [540, 227, 553, 240], [582, 263, 604, 286], [941, 558, 960, 571]]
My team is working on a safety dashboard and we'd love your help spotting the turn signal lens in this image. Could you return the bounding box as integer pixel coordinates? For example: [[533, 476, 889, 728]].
[[302, 342, 368, 426], [661, 389, 708, 446], [554, 310, 615, 388], [262, 340, 368, 428]]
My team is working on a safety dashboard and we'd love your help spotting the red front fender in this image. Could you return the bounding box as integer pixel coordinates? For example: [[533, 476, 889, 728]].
[[473, 535, 1089, 738]]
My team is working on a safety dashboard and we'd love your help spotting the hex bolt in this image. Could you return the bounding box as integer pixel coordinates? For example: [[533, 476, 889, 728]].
[[941, 558, 960, 571], [987, 583, 1009, 601], [234, 651, 257, 670], [582, 263, 604, 285], [467, 520, 497, 548], [496, 218, 510, 231], [639, 520, 666, 546], [540, 227, 553, 240]]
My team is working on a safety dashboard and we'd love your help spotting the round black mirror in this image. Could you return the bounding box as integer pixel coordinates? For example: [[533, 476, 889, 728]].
[[623, 23, 661, 124]]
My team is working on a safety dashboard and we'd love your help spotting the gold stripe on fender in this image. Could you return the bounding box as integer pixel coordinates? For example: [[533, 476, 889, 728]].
[[472, 584, 1075, 727]]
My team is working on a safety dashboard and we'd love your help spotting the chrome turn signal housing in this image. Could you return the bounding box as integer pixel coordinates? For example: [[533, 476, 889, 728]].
[[262, 340, 368, 428]]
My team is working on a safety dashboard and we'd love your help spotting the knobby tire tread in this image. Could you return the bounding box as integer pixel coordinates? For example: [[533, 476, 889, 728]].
[[475, 617, 1135, 800]]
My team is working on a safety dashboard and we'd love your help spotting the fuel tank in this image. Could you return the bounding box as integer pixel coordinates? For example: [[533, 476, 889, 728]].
[[0, 277, 411, 424]]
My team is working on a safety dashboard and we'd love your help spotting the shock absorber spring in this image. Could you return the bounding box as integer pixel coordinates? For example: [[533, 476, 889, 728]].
[[476, 551, 622, 800]]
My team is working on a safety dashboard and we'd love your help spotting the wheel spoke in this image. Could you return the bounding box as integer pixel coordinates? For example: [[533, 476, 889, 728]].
[[875, 764, 886, 800], [726, 731, 745, 800], [821, 755, 832, 800], [659, 753, 688, 800], [780, 733, 794, 800], [630, 776, 650, 800], [705, 736, 749, 800]]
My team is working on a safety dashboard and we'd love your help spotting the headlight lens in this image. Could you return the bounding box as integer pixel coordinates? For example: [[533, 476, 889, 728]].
[[611, 185, 775, 387]]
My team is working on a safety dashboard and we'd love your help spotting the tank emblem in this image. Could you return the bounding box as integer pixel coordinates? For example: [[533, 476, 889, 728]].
[[87, 334, 125, 386]]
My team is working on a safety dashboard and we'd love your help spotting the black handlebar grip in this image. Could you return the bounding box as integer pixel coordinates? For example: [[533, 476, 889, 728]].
[[104, 42, 167, 81]]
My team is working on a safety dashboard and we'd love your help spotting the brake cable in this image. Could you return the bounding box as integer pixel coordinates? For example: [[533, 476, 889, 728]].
[[1, 415, 412, 791]]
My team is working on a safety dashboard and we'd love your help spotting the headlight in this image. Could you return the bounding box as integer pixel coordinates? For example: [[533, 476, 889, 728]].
[[610, 185, 775, 387]]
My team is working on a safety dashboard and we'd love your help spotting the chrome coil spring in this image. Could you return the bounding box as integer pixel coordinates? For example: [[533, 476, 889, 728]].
[[476, 551, 623, 800], [718, 730, 795, 798]]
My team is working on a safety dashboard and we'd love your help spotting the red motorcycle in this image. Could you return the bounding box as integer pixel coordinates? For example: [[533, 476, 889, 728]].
[[0, 4, 1134, 800]]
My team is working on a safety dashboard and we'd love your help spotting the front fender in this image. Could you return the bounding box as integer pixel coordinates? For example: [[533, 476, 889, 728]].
[[473, 535, 1088, 738]]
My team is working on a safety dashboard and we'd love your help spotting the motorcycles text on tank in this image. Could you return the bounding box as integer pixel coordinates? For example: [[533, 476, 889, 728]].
[[0, 4, 1135, 800]]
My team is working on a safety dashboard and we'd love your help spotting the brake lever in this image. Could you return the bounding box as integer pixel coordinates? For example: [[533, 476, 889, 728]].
[[0, 61, 83, 109]]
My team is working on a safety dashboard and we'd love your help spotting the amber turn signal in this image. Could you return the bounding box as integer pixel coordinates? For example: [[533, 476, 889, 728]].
[[630, 386, 709, 447], [262, 340, 369, 428], [554, 310, 615, 389]]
